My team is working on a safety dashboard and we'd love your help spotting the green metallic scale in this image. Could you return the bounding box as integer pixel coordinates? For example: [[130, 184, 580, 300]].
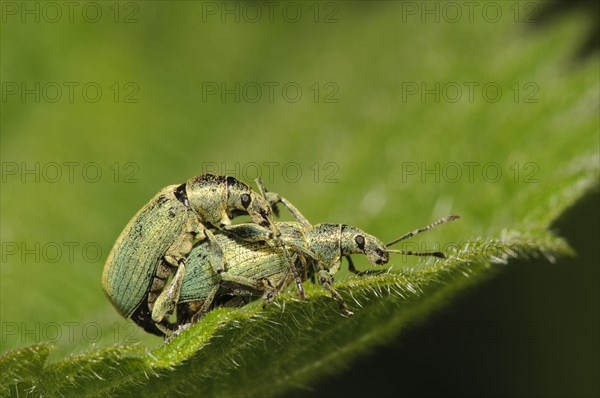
[[102, 174, 298, 335]]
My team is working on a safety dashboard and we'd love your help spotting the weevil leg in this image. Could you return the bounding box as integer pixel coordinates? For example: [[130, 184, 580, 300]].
[[224, 223, 317, 261], [176, 300, 203, 325], [197, 284, 219, 314], [260, 271, 290, 306], [164, 215, 206, 269], [222, 223, 273, 242], [219, 273, 265, 292], [254, 178, 306, 300], [255, 178, 311, 227], [163, 233, 195, 267], [272, 253, 303, 293], [260, 253, 303, 306], [204, 229, 226, 274], [189, 285, 220, 324], [156, 321, 177, 338], [154, 228, 199, 323], [262, 278, 278, 304], [272, 225, 305, 300], [147, 260, 174, 313], [164, 315, 197, 343], [346, 256, 387, 276], [152, 262, 186, 323], [159, 215, 203, 264], [131, 293, 176, 337], [266, 193, 311, 228], [346, 255, 359, 274], [258, 254, 308, 307], [317, 269, 353, 316]]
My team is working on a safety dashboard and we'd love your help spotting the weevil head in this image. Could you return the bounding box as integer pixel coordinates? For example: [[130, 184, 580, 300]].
[[340, 225, 389, 265], [226, 176, 273, 228]]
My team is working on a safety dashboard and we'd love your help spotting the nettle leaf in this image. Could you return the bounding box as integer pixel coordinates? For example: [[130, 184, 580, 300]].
[[0, 344, 52, 397], [1, 1, 598, 397]]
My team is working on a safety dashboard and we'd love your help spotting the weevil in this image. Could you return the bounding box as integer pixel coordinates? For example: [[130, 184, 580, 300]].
[[169, 215, 459, 336], [102, 173, 300, 335]]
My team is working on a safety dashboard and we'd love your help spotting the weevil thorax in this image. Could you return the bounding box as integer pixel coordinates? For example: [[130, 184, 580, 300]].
[[225, 176, 273, 228], [339, 225, 389, 265], [185, 174, 231, 227], [306, 224, 343, 268]]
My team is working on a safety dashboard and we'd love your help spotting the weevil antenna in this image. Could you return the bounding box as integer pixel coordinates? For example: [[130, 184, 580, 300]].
[[255, 176, 268, 199], [256, 175, 281, 217], [387, 249, 446, 258], [385, 215, 459, 247]]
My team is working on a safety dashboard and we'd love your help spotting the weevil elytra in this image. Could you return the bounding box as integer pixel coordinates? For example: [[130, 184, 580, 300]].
[[102, 173, 300, 335], [169, 215, 459, 336]]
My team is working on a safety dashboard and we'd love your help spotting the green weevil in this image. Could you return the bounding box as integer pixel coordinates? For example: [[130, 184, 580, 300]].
[[102, 173, 299, 335], [169, 215, 459, 336]]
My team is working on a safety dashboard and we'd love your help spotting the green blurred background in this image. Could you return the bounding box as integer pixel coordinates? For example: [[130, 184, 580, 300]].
[[1, 1, 598, 396]]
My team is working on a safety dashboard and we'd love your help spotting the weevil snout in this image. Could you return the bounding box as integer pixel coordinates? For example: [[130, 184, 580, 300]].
[[247, 194, 273, 228], [258, 209, 271, 228], [373, 248, 389, 265], [365, 240, 390, 265], [229, 182, 273, 228]]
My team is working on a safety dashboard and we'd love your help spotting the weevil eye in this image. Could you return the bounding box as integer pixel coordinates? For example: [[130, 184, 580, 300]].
[[355, 235, 365, 250], [241, 194, 251, 209]]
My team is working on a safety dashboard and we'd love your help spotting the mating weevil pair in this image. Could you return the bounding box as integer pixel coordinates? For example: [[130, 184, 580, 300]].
[[102, 173, 459, 337], [102, 173, 304, 335]]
